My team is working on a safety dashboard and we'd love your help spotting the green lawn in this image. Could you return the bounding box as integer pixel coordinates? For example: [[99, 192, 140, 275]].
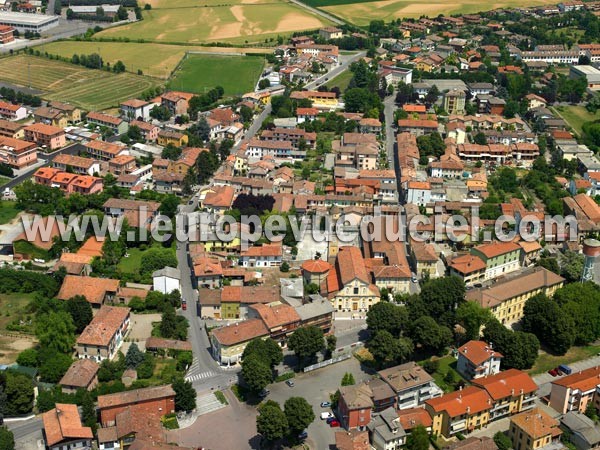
[[13, 241, 50, 261], [325, 69, 354, 92], [552, 105, 600, 137], [0, 201, 19, 225], [168, 54, 264, 96], [419, 355, 463, 393], [529, 344, 600, 375], [117, 247, 145, 274], [0, 293, 35, 331]]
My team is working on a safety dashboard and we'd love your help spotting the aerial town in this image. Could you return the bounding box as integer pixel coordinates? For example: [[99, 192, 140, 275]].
[[0, 0, 600, 449]]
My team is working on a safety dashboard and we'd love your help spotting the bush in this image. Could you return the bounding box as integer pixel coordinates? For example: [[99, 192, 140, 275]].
[[214, 390, 228, 405], [275, 372, 295, 382], [423, 360, 439, 374]]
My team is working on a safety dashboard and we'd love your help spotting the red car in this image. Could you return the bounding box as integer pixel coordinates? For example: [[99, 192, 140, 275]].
[[548, 368, 559, 377], [182, 300, 187, 311], [329, 419, 340, 428]]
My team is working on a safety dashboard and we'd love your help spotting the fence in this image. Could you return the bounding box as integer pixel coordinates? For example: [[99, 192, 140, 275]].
[[303, 353, 351, 373]]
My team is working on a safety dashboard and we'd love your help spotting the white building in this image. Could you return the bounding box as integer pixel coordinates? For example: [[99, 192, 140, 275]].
[[238, 243, 282, 268], [405, 181, 431, 207], [0, 11, 58, 32], [456, 340, 503, 380], [152, 266, 181, 294]]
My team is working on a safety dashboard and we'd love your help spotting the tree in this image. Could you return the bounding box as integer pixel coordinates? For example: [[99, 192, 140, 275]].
[[280, 261, 290, 272], [239, 105, 253, 123], [196, 150, 219, 184], [38, 352, 72, 383], [160, 194, 180, 218], [195, 117, 211, 142], [456, 302, 493, 341], [395, 82, 415, 105], [284, 397, 314, 435], [242, 338, 283, 368], [4, 371, 34, 415], [494, 432, 512, 450], [473, 132, 487, 145], [406, 425, 429, 450], [288, 326, 324, 364], [366, 302, 408, 336], [410, 316, 452, 354], [141, 248, 177, 275], [258, 78, 271, 90], [16, 349, 38, 368], [35, 311, 75, 354], [172, 377, 196, 412], [149, 105, 171, 121], [116, 5, 128, 20], [341, 372, 355, 386], [241, 354, 272, 392], [257, 401, 288, 443], [419, 276, 465, 326], [125, 343, 145, 369], [161, 143, 182, 160], [522, 294, 574, 355], [0, 427, 14, 450], [64, 295, 93, 334], [160, 308, 179, 339], [559, 251, 584, 282], [425, 85, 440, 107], [483, 319, 539, 370], [367, 330, 409, 365], [326, 335, 337, 354], [113, 60, 126, 73], [81, 391, 96, 429]]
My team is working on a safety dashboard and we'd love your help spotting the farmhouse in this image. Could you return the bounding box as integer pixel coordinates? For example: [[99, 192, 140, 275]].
[[42, 404, 93, 450], [59, 358, 99, 394], [98, 385, 176, 426], [58, 275, 120, 306]]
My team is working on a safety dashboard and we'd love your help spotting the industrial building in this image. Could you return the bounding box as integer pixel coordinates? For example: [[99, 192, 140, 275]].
[[569, 65, 600, 90], [0, 12, 59, 33]]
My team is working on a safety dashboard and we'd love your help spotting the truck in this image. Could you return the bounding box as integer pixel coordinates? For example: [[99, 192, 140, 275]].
[[559, 364, 573, 375]]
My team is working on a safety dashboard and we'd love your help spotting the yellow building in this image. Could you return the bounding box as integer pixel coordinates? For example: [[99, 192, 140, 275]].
[[509, 408, 562, 450], [157, 130, 188, 147], [425, 386, 492, 438], [416, 61, 435, 72], [210, 318, 268, 366], [410, 241, 438, 278], [465, 267, 564, 326]]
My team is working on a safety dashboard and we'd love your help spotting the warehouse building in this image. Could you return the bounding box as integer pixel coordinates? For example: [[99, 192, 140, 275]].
[[0, 12, 59, 33]]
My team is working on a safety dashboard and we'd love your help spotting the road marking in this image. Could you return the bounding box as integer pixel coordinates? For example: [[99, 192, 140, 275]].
[[185, 371, 216, 382]]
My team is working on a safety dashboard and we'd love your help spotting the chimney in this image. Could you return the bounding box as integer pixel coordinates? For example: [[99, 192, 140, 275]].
[[467, 406, 471, 414]]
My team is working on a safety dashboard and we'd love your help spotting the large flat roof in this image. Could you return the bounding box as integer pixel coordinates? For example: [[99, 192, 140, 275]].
[[0, 12, 58, 25], [571, 65, 600, 75]]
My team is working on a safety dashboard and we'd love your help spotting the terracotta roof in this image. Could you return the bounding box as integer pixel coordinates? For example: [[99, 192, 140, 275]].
[[472, 369, 537, 400], [398, 119, 438, 128], [397, 408, 433, 430], [301, 258, 332, 273], [117, 286, 148, 300], [466, 267, 565, 309], [458, 340, 503, 366], [0, 100, 22, 112], [573, 193, 600, 223], [446, 436, 498, 450], [130, 120, 158, 132], [403, 104, 427, 112], [426, 386, 492, 417], [336, 246, 370, 285], [98, 385, 176, 410], [86, 140, 126, 156], [54, 154, 97, 169], [120, 99, 149, 108], [552, 365, 600, 391], [250, 303, 301, 329], [211, 318, 269, 346], [76, 305, 130, 347], [42, 403, 93, 447], [449, 254, 486, 275], [145, 337, 192, 352], [473, 241, 520, 259], [103, 198, 160, 212], [407, 181, 431, 190], [511, 407, 561, 439], [87, 111, 123, 126], [77, 236, 105, 258], [59, 358, 99, 388], [220, 285, 280, 304], [24, 122, 64, 136], [335, 430, 370, 450], [240, 243, 282, 258], [203, 186, 234, 208], [58, 275, 119, 305]]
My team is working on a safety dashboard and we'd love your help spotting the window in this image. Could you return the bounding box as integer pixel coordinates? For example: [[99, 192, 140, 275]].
[[353, 287, 359, 295]]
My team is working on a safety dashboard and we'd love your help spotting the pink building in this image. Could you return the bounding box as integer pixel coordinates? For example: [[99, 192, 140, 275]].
[[24, 123, 66, 150], [0, 136, 37, 168]]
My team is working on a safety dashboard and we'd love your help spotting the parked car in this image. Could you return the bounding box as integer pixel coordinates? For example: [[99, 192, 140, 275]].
[[548, 368, 559, 377], [320, 402, 331, 408], [326, 417, 338, 424], [320, 412, 334, 420], [559, 364, 573, 375], [329, 419, 341, 427], [298, 430, 308, 440], [286, 380, 295, 387], [258, 389, 270, 398]]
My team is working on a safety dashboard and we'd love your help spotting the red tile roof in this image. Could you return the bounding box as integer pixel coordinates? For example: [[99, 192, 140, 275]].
[[76, 305, 130, 347], [42, 403, 93, 447], [97, 385, 175, 409], [59, 358, 99, 388], [58, 275, 119, 305], [472, 369, 537, 400], [426, 386, 492, 417], [211, 318, 269, 346]]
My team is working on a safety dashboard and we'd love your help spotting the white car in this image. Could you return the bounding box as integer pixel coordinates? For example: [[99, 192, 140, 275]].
[[320, 412, 334, 420]]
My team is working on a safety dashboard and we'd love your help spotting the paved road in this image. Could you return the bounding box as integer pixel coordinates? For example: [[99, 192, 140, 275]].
[[304, 51, 366, 91], [8, 417, 42, 441], [237, 104, 272, 150], [287, 0, 345, 25]]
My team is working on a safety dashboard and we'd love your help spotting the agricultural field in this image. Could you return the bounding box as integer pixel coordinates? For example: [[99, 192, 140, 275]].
[[168, 54, 264, 95], [318, 0, 551, 25], [36, 41, 270, 79], [96, 1, 330, 44], [0, 55, 159, 110]]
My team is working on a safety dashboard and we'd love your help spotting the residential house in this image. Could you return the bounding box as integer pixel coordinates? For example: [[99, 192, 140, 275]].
[[52, 154, 100, 176], [34, 106, 68, 128], [397, 119, 439, 136], [466, 267, 565, 326], [297, 107, 318, 124], [76, 305, 130, 362], [470, 242, 521, 280], [335, 430, 371, 450], [161, 91, 194, 116], [446, 437, 499, 450], [249, 303, 301, 344], [193, 256, 223, 288], [410, 241, 439, 279], [338, 383, 374, 430], [42, 404, 93, 450], [379, 362, 443, 410], [120, 99, 153, 121], [210, 318, 269, 365], [239, 243, 283, 268], [48, 101, 81, 123], [457, 340, 503, 380], [97, 385, 176, 426], [509, 408, 562, 450], [425, 386, 493, 438], [472, 369, 538, 420], [444, 89, 466, 115], [202, 185, 235, 213], [108, 154, 136, 176], [157, 129, 188, 147], [58, 275, 120, 306], [0, 119, 24, 139], [33, 168, 103, 196], [24, 122, 65, 150], [0, 136, 37, 168], [153, 171, 184, 195], [319, 26, 343, 39], [448, 254, 486, 286], [550, 366, 600, 414], [152, 267, 181, 295], [359, 118, 382, 134], [85, 140, 128, 161], [103, 198, 160, 229], [0, 100, 26, 121], [86, 111, 129, 135], [560, 412, 600, 450], [130, 120, 159, 142], [59, 358, 99, 394], [368, 407, 407, 450]]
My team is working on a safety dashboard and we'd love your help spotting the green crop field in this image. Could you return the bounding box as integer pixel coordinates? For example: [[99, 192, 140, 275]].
[[36, 41, 270, 79], [168, 54, 264, 95], [96, 1, 330, 44], [319, 0, 552, 25], [0, 55, 159, 110]]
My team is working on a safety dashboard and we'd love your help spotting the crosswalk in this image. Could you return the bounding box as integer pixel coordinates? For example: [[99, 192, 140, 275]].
[[185, 371, 216, 382]]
